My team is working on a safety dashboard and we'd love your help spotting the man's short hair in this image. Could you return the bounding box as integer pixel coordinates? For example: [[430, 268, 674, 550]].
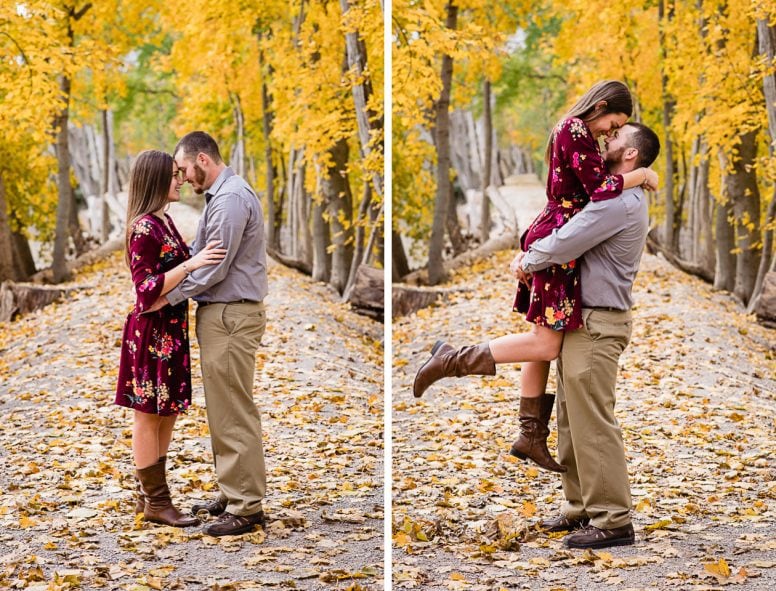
[[625, 122, 660, 168], [174, 131, 223, 164]]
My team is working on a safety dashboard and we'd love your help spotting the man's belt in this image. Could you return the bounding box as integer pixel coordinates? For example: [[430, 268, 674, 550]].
[[197, 299, 261, 307]]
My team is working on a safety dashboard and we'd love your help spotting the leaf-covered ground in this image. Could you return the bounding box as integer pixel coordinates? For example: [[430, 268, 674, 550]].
[[392, 250, 776, 590], [0, 248, 384, 590]]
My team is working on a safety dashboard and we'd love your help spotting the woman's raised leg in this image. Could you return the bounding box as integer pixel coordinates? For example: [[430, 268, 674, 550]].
[[414, 325, 562, 398], [489, 324, 563, 364]]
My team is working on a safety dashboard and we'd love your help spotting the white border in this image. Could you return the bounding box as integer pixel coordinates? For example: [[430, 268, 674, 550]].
[[383, 0, 393, 588]]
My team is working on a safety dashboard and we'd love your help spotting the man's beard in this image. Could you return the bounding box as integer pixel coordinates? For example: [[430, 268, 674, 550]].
[[604, 145, 625, 167], [192, 163, 208, 194]]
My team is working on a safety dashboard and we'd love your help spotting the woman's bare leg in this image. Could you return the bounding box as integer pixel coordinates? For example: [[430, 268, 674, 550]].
[[489, 324, 563, 364], [520, 360, 552, 398], [157, 414, 178, 459], [133, 410, 163, 469]]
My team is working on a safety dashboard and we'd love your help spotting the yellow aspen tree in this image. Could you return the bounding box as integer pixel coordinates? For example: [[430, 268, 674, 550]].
[[0, 2, 65, 274], [392, 0, 520, 280]]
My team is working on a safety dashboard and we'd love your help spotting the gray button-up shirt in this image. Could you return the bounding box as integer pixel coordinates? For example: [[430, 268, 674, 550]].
[[521, 187, 649, 310], [167, 167, 268, 306]]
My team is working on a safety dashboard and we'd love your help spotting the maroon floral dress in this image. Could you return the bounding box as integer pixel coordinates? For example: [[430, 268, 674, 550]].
[[115, 214, 192, 415], [514, 117, 624, 331]]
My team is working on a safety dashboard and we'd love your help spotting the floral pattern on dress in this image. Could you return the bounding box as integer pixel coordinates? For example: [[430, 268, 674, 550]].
[[513, 117, 625, 331], [115, 214, 192, 416]]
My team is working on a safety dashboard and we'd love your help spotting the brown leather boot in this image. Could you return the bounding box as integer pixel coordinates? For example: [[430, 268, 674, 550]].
[[539, 393, 556, 427], [134, 478, 145, 514], [509, 396, 567, 473], [136, 459, 199, 527], [413, 340, 496, 398], [134, 455, 167, 514]]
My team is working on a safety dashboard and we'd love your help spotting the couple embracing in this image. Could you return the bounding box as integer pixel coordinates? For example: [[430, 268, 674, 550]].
[[414, 81, 661, 550], [115, 131, 268, 537]]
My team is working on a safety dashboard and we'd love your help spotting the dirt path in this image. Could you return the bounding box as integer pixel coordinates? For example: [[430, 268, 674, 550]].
[[0, 206, 384, 590], [392, 189, 776, 590]]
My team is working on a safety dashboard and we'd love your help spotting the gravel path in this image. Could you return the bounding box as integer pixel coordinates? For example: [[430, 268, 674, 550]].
[[0, 204, 384, 590], [392, 180, 776, 590]]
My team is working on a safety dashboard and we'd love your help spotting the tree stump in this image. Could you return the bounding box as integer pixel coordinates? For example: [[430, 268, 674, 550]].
[[0, 282, 83, 323], [348, 265, 384, 321], [392, 284, 471, 318], [754, 270, 776, 328]]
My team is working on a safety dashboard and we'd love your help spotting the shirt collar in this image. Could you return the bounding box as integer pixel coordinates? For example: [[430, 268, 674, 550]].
[[205, 167, 235, 203]]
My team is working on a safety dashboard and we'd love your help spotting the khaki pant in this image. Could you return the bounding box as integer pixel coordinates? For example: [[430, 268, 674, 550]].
[[196, 301, 267, 516], [556, 308, 633, 529]]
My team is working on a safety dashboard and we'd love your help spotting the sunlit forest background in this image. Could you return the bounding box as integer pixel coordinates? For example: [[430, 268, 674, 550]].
[[0, 0, 384, 299], [393, 0, 775, 315]]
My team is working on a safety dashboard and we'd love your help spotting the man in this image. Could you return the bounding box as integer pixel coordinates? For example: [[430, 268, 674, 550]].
[[513, 122, 660, 549], [160, 131, 269, 537]]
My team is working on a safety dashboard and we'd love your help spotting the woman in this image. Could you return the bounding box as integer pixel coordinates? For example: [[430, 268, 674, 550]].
[[115, 150, 226, 527], [413, 81, 658, 472]]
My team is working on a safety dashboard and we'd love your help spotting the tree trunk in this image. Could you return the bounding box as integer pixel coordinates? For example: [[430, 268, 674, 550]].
[[364, 201, 383, 267], [287, 149, 302, 259], [691, 143, 715, 274], [428, 1, 458, 286], [261, 74, 279, 250], [480, 80, 492, 243], [714, 150, 737, 293], [52, 5, 92, 281], [392, 229, 410, 281], [311, 194, 330, 283], [727, 130, 761, 304], [446, 186, 465, 256], [52, 73, 74, 283], [101, 108, 116, 242], [0, 173, 23, 282], [229, 93, 246, 178], [323, 138, 353, 294], [749, 17, 776, 313], [12, 229, 36, 279], [295, 163, 313, 268], [659, 0, 677, 251], [344, 183, 373, 298]]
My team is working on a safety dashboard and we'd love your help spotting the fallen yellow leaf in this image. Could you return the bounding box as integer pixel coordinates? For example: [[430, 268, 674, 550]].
[[704, 558, 731, 578]]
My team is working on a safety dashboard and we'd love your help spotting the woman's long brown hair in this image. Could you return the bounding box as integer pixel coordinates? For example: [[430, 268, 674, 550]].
[[124, 150, 172, 266], [544, 80, 633, 164]]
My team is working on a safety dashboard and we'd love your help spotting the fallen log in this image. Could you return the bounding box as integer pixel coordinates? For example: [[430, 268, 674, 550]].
[[267, 248, 313, 276], [0, 281, 85, 323], [29, 238, 123, 284], [401, 230, 518, 286], [347, 265, 384, 322], [645, 230, 714, 283], [392, 284, 472, 318]]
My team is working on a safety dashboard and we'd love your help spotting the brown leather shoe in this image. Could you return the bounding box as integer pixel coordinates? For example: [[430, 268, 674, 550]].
[[202, 510, 266, 537], [539, 514, 590, 533], [509, 396, 567, 472], [136, 459, 199, 528], [413, 340, 496, 398], [564, 523, 635, 549], [191, 497, 228, 517]]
